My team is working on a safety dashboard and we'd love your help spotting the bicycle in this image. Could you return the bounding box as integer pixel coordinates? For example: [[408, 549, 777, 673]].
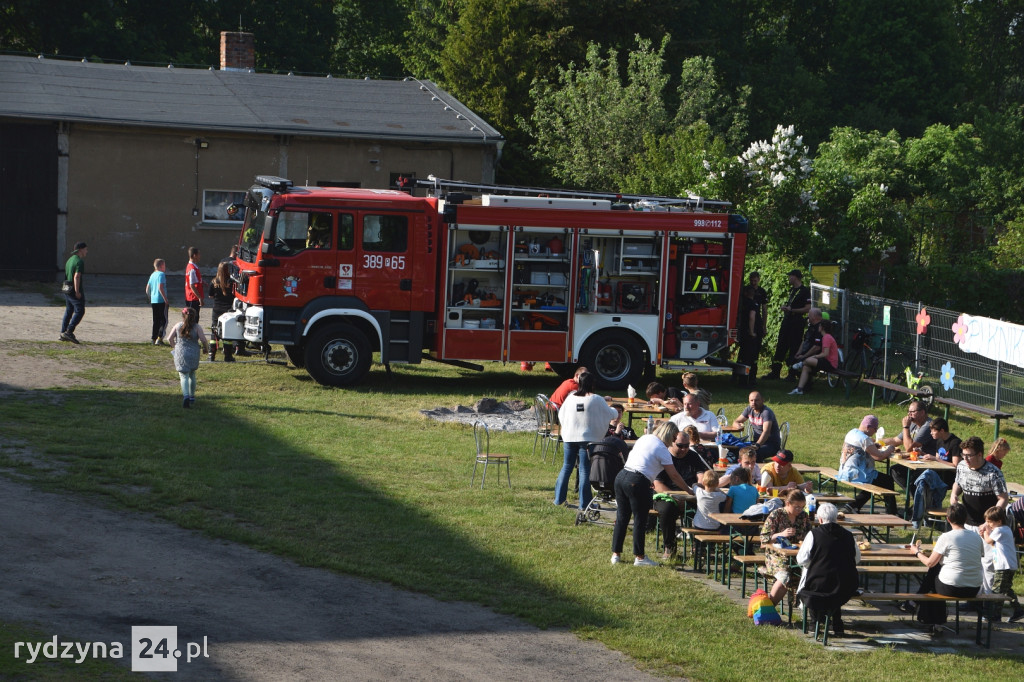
[[842, 327, 878, 392], [843, 327, 933, 405]]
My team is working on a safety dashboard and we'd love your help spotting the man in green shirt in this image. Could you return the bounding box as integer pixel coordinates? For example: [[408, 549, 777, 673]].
[[60, 241, 87, 343]]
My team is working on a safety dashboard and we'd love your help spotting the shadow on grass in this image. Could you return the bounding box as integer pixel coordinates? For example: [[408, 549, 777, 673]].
[[0, 385, 608, 644]]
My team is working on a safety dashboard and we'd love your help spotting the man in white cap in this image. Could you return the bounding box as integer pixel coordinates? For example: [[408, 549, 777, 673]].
[[60, 242, 88, 343]]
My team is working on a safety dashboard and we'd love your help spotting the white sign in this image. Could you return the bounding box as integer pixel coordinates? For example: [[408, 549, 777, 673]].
[[956, 314, 1024, 368]]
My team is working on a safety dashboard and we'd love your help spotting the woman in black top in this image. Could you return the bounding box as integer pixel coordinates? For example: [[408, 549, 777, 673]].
[[208, 262, 235, 362]]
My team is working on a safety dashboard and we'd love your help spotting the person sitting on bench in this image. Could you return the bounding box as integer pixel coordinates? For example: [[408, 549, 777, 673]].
[[907, 503, 984, 633], [789, 319, 839, 396], [731, 391, 781, 462], [837, 415, 899, 516], [884, 400, 934, 453], [797, 502, 861, 637]]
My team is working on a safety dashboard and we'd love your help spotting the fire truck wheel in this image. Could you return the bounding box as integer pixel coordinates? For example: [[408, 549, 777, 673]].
[[304, 324, 371, 386], [579, 332, 643, 390], [285, 345, 305, 369]]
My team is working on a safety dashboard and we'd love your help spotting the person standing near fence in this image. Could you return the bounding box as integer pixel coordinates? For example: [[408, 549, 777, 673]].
[[763, 269, 810, 381]]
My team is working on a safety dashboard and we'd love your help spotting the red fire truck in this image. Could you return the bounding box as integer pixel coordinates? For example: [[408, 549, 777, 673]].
[[220, 175, 748, 389]]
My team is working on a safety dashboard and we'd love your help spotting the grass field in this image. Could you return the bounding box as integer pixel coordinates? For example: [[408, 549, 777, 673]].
[[2, 341, 1023, 680]]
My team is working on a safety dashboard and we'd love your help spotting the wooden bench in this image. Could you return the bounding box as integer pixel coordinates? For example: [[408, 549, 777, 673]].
[[857, 564, 928, 592], [820, 365, 861, 399], [734, 555, 767, 597], [817, 467, 899, 514], [932, 396, 1013, 441], [693, 534, 734, 581], [863, 377, 931, 409], [859, 592, 1012, 648]]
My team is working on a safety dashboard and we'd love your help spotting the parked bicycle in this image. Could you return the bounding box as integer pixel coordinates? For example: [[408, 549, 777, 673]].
[[843, 327, 933, 405]]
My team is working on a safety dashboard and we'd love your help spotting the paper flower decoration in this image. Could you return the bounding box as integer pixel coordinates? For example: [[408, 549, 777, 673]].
[[940, 361, 956, 391], [916, 307, 931, 335], [952, 314, 968, 344]]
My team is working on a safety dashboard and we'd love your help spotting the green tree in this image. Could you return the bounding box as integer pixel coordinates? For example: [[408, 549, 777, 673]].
[[827, 0, 962, 137], [524, 36, 670, 190], [400, 0, 463, 82], [329, 0, 408, 77], [619, 122, 733, 198], [804, 127, 909, 290], [674, 56, 750, 149], [954, 0, 1024, 112]]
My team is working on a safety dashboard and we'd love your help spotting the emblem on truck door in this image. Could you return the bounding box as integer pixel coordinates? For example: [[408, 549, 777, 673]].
[[283, 276, 299, 297]]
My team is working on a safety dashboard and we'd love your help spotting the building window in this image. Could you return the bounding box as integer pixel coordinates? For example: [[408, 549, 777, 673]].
[[390, 173, 415, 193], [203, 190, 246, 224]]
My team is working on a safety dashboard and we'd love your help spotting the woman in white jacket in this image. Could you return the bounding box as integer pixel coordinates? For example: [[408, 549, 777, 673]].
[[555, 372, 617, 510]]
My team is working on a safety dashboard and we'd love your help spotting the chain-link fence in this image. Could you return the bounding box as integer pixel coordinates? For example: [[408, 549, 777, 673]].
[[811, 283, 1024, 413]]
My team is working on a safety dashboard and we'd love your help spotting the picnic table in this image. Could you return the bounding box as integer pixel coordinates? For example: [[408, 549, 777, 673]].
[[706, 512, 764, 572], [837, 512, 913, 543], [888, 456, 956, 514], [622, 403, 670, 429]]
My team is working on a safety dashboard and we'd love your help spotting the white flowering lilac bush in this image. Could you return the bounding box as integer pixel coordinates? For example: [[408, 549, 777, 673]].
[[700, 125, 817, 256]]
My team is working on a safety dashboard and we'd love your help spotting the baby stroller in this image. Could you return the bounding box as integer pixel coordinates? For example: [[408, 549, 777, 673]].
[[575, 440, 626, 526]]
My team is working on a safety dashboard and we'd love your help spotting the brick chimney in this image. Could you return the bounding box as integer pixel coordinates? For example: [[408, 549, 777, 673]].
[[220, 31, 255, 71]]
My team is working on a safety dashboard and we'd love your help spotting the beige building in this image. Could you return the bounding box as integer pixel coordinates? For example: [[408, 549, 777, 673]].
[[0, 35, 503, 278]]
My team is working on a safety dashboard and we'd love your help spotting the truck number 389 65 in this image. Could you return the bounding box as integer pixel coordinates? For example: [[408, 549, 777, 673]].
[[362, 254, 406, 270]]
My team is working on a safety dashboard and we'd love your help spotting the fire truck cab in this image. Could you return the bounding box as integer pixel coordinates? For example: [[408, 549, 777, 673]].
[[223, 175, 748, 389]]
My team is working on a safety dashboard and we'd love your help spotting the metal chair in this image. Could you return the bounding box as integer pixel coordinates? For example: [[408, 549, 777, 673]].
[[543, 399, 562, 464], [472, 421, 512, 488], [533, 393, 553, 458], [780, 421, 790, 450]]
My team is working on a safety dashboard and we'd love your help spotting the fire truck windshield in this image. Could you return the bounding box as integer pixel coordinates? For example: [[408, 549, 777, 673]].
[[239, 209, 271, 263]]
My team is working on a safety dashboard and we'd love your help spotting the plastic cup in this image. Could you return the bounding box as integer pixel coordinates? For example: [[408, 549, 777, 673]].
[[910, 451, 919, 461], [628, 397, 635, 405]]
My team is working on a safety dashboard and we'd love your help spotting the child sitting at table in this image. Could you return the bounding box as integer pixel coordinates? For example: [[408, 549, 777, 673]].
[[980, 506, 1024, 623], [606, 403, 638, 440], [726, 466, 759, 513], [693, 469, 727, 531], [683, 425, 712, 466]]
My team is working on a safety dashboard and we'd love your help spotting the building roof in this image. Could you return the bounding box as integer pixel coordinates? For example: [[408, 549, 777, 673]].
[[0, 55, 503, 145]]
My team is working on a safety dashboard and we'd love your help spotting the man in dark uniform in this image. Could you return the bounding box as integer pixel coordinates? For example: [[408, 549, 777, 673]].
[[748, 271, 769, 335], [763, 269, 811, 380]]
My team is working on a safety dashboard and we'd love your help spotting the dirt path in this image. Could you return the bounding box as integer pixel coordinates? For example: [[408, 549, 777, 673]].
[[0, 280, 659, 680]]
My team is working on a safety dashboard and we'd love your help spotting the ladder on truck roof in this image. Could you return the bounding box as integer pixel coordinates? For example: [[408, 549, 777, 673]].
[[415, 175, 731, 212]]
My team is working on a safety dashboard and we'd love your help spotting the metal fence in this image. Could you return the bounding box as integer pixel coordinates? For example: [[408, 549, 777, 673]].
[[811, 283, 1024, 413]]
